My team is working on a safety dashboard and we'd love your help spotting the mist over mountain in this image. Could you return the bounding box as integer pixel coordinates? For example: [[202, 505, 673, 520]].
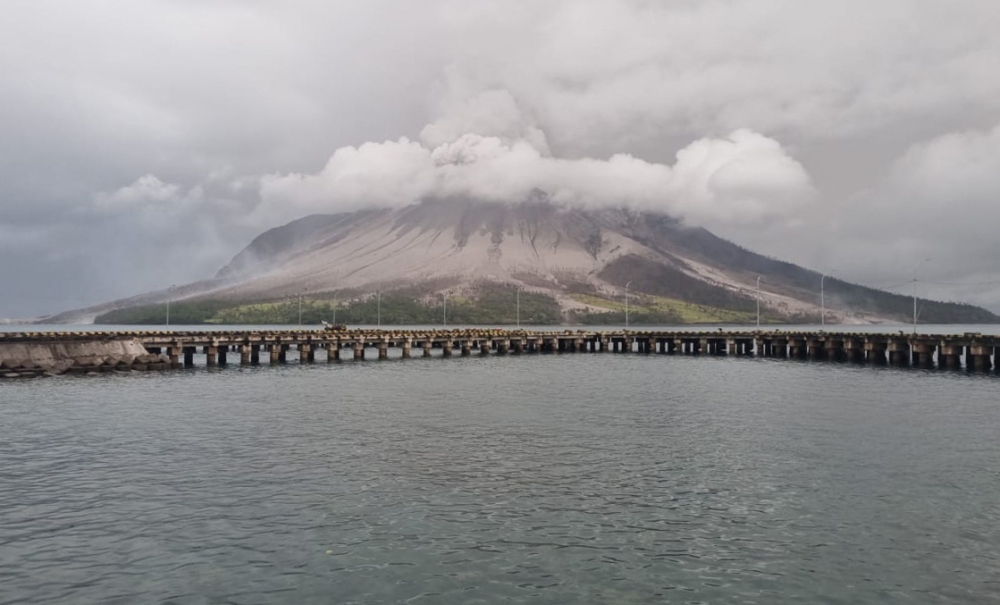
[[53, 199, 998, 325]]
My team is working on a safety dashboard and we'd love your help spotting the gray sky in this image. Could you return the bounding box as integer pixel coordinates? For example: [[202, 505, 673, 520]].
[[2, 0, 1000, 317]]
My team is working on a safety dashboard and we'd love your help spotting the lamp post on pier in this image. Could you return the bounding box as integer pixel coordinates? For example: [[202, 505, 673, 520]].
[[516, 286, 522, 328], [821, 274, 827, 327], [624, 280, 632, 328], [756, 276, 762, 330], [913, 258, 932, 334], [165, 285, 176, 327]]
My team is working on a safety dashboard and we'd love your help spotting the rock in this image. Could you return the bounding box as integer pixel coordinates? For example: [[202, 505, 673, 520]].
[[75, 355, 103, 368]]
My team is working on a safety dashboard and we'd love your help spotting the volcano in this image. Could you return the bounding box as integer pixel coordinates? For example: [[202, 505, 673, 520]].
[[46, 200, 999, 325]]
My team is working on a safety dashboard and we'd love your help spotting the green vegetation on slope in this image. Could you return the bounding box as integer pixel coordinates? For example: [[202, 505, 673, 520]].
[[94, 284, 563, 326], [567, 293, 790, 325]]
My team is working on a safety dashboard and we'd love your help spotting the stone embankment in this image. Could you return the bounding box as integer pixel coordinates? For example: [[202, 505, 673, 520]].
[[0, 339, 165, 379]]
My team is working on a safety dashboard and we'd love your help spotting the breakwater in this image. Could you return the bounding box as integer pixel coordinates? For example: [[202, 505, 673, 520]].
[[1, 328, 998, 378]]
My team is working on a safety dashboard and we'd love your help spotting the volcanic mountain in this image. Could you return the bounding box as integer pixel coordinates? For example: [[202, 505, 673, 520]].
[[49, 200, 998, 324]]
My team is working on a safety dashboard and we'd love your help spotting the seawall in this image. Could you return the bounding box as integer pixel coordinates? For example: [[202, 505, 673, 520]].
[[0, 339, 164, 378]]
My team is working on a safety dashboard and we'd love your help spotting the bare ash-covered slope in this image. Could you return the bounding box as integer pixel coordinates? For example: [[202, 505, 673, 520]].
[[197, 199, 994, 324]]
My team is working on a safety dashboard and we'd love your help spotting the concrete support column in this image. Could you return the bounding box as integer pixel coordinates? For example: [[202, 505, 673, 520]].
[[442, 340, 453, 357], [940, 344, 963, 369], [826, 341, 843, 362], [498, 339, 509, 355], [843, 339, 862, 363], [969, 345, 993, 371], [423, 340, 433, 357], [513, 339, 525, 354], [207, 345, 218, 367], [218, 347, 227, 366], [279, 344, 288, 363], [299, 343, 311, 364], [865, 341, 887, 365], [461, 340, 471, 356], [887, 340, 908, 366], [909, 341, 934, 368], [183, 347, 195, 368], [269, 344, 281, 364], [241, 344, 251, 366], [353, 338, 365, 361], [401, 338, 412, 359], [327, 341, 339, 362], [480, 339, 491, 355], [168, 346, 181, 369], [599, 337, 609, 352], [806, 340, 823, 360]]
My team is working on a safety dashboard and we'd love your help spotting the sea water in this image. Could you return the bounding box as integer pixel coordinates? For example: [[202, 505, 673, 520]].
[[2, 326, 999, 603]]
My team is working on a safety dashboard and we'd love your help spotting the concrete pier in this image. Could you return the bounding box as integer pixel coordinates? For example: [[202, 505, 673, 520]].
[[4, 328, 999, 379]]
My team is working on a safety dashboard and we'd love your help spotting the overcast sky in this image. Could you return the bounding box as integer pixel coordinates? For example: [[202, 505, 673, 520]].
[[2, 0, 1000, 317]]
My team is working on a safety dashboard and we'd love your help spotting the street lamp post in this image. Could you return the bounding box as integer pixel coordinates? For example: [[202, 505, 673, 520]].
[[821, 274, 827, 327], [625, 280, 632, 328], [165, 285, 176, 327], [377, 290, 381, 328], [332, 297, 337, 325], [516, 286, 521, 328], [913, 258, 932, 334], [443, 293, 447, 327], [298, 293, 303, 326], [756, 276, 762, 329]]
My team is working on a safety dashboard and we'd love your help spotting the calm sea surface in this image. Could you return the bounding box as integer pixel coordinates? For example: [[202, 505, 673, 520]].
[[2, 325, 1000, 603]]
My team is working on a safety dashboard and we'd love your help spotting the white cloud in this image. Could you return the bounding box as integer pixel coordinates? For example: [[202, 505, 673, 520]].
[[259, 123, 815, 233], [733, 122, 1000, 309]]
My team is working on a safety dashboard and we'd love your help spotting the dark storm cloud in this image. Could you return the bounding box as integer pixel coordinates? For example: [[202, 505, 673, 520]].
[[1, 0, 999, 317]]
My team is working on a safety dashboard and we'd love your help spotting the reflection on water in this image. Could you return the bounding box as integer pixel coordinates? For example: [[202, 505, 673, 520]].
[[2, 354, 999, 604]]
